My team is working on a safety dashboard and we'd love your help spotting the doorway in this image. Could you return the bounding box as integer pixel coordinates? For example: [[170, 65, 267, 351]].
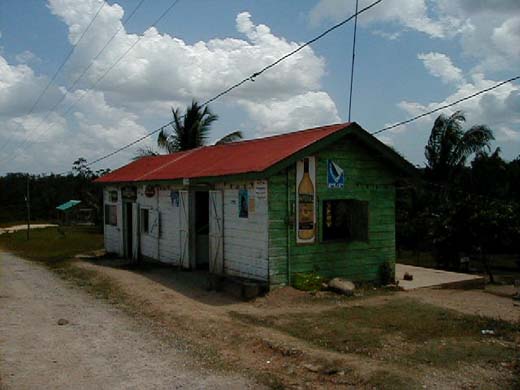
[[125, 202, 133, 258], [194, 191, 209, 269]]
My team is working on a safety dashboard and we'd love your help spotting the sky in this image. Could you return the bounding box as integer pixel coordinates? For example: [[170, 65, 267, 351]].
[[0, 0, 518, 175]]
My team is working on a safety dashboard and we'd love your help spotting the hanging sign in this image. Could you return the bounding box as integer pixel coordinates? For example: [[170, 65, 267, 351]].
[[327, 160, 345, 189], [254, 180, 267, 199], [170, 191, 180, 207], [296, 156, 316, 244], [144, 185, 156, 198], [122, 186, 137, 201]]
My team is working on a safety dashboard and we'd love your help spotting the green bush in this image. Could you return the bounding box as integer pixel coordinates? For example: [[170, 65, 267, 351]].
[[292, 272, 327, 291]]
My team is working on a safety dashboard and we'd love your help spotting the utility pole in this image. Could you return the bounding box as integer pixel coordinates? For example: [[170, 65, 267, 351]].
[[348, 0, 359, 122], [26, 174, 31, 240]]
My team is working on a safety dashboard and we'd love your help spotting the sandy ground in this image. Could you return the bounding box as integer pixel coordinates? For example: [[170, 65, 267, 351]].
[[0, 224, 57, 235], [406, 287, 520, 322], [71, 259, 518, 389], [0, 252, 258, 390]]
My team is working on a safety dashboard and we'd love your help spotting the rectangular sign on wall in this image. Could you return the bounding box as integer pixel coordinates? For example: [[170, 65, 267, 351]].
[[327, 160, 345, 189], [296, 156, 316, 244]]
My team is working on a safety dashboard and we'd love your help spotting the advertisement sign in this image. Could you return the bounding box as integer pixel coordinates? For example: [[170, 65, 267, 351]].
[[170, 191, 179, 207], [327, 160, 345, 189], [238, 189, 249, 218], [144, 185, 156, 198], [296, 156, 316, 244], [121, 186, 137, 201]]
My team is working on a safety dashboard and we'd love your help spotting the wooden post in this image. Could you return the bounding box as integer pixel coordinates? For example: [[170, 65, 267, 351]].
[[26, 174, 31, 240]]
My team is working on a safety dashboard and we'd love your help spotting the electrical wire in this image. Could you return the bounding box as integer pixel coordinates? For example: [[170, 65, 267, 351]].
[[63, 0, 384, 172], [371, 76, 520, 136], [0, 0, 106, 155], [0, 0, 148, 164]]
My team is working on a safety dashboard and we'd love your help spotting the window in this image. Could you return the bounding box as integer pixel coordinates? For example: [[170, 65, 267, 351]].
[[104, 205, 117, 226], [322, 199, 369, 242], [141, 208, 149, 234]]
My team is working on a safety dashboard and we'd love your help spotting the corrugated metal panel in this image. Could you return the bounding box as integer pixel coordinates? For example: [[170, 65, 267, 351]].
[[95, 123, 351, 183], [56, 200, 81, 211]]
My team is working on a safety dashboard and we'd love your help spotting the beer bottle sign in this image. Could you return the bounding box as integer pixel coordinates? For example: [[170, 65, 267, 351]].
[[296, 157, 316, 243]]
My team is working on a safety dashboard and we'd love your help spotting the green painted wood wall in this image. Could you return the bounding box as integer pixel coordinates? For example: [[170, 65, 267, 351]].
[[268, 136, 398, 286]]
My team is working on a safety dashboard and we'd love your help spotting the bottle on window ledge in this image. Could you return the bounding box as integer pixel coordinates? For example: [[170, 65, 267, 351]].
[[298, 158, 315, 240]]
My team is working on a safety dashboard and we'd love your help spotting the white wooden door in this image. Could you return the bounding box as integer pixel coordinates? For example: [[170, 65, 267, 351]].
[[208, 190, 224, 274], [179, 190, 190, 268]]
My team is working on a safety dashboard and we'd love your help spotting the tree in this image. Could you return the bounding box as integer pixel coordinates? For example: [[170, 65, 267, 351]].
[[134, 100, 243, 160], [158, 101, 218, 153], [425, 111, 494, 182]]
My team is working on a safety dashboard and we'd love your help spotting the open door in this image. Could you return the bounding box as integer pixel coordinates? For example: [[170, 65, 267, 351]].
[[209, 190, 224, 274], [132, 203, 139, 260], [179, 190, 190, 268]]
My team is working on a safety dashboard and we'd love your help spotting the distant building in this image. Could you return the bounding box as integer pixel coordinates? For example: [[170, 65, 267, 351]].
[[56, 200, 94, 225], [95, 122, 414, 287]]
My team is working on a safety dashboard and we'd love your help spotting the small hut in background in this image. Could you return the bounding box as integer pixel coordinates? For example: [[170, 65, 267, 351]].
[[56, 200, 94, 225]]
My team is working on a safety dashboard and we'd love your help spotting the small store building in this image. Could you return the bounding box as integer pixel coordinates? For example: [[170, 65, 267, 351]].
[[95, 122, 414, 287]]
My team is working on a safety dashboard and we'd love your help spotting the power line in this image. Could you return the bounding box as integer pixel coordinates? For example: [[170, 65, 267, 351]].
[[0, 0, 106, 155], [348, 0, 359, 121], [0, 0, 148, 164], [65, 0, 384, 172], [371, 76, 520, 136], [87, 74, 518, 174]]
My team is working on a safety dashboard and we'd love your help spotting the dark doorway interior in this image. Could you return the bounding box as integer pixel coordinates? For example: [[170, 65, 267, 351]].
[[125, 203, 133, 258], [195, 191, 209, 269]]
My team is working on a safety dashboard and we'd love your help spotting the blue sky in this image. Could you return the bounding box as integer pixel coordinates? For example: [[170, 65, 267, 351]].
[[0, 0, 518, 174]]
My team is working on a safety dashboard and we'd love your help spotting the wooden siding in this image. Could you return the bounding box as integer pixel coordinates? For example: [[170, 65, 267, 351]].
[[216, 182, 269, 281], [103, 187, 123, 256], [138, 185, 182, 264], [268, 137, 397, 285]]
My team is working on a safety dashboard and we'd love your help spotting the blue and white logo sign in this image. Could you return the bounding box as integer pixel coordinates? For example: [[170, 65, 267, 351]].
[[327, 160, 345, 189]]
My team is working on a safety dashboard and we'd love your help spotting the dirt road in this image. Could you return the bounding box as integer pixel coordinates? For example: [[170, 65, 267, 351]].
[[0, 252, 257, 390]]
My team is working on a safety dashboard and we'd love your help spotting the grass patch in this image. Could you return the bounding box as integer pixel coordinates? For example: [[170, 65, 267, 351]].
[[407, 339, 516, 367], [0, 226, 103, 261], [292, 272, 327, 291], [230, 298, 519, 367], [366, 370, 421, 390]]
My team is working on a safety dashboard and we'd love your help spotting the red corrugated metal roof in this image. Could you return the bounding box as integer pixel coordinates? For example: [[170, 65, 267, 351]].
[[95, 122, 352, 183]]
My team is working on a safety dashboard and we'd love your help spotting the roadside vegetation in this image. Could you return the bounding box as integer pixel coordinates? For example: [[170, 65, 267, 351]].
[[0, 226, 103, 261]]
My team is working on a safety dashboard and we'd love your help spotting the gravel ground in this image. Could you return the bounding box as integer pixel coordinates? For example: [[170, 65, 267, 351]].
[[0, 252, 258, 390]]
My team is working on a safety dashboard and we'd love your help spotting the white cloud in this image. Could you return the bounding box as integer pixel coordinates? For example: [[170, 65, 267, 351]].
[[1, 1, 341, 173], [0, 55, 63, 117], [371, 29, 400, 40], [309, 0, 452, 38], [237, 91, 340, 135], [15, 50, 41, 65], [417, 52, 464, 84], [392, 68, 520, 162]]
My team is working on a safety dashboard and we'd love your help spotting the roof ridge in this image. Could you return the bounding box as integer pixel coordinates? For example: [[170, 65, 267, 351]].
[[205, 122, 350, 150], [136, 148, 200, 181]]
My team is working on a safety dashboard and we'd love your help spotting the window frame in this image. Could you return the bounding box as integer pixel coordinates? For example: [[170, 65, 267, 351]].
[[104, 204, 117, 226], [320, 198, 369, 243]]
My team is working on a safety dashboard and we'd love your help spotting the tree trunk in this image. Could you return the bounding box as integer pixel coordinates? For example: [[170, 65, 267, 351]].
[[481, 255, 495, 284]]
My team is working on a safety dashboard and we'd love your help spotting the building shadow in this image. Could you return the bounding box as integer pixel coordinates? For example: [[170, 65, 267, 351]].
[[84, 256, 248, 307]]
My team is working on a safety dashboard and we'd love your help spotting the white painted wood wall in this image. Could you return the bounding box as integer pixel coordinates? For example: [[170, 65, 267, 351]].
[[102, 181, 269, 281], [216, 181, 269, 281], [103, 187, 124, 256], [137, 185, 182, 265]]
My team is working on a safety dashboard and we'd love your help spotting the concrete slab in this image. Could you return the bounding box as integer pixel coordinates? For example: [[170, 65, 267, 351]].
[[396, 264, 485, 290]]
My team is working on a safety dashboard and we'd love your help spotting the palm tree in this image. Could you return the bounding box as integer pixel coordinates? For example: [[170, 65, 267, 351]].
[[425, 110, 494, 181], [133, 100, 242, 160], [158, 101, 218, 153]]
